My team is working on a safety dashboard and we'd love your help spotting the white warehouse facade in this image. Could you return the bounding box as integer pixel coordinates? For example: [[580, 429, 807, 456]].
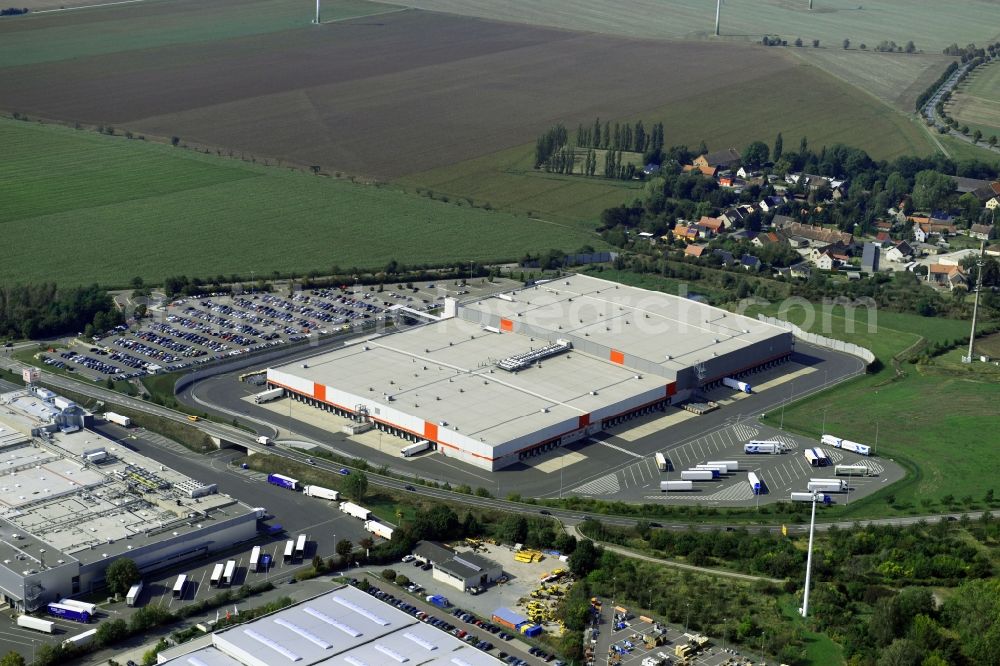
[[267, 274, 792, 471]]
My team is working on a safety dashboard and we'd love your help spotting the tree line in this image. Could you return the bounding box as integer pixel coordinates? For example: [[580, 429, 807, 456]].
[[0, 283, 122, 340], [534, 118, 666, 174]]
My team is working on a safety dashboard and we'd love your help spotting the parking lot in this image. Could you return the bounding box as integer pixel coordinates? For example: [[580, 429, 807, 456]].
[[570, 417, 899, 507], [358, 574, 551, 666], [44, 279, 516, 383]]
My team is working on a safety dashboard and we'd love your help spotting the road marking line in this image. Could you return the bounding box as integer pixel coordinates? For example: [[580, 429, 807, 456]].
[[595, 440, 643, 458]]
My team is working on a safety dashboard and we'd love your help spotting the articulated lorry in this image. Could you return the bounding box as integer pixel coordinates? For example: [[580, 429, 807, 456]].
[[339, 501, 371, 520], [680, 469, 718, 481], [744, 441, 784, 454], [807, 478, 848, 493], [722, 377, 751, 393], [304, 485, 340, 501], [104, 412, 131, 427], [790, 491, 832, 504], [254, 387, 284, 404]]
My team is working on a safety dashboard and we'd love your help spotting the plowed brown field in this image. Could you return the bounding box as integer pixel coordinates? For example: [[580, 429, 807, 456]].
[[1, 8, 795, 178]]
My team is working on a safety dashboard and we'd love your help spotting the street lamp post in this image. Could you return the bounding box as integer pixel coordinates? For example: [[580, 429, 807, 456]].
[[722, 618, 728, 653], [684, 601, 691, 634], [800, 491, 819, 618]]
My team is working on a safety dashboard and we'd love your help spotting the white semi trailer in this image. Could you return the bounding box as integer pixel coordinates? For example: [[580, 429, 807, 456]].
[[339, 502, 371, 520], [660, 481, 694, 492], [364, 520, 394, 540], [304, 485, 340, 501]]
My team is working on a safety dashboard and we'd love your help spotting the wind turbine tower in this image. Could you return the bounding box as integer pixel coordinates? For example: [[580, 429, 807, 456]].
[[963, 242, 986, 363], [715, 0, 721, 36], [314, 0, 320, 24]]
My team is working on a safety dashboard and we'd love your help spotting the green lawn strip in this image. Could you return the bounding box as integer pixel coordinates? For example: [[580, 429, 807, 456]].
[[0, 119, 601, 287], [750, 303, 1000, 515], [777, 596, 845, 665]]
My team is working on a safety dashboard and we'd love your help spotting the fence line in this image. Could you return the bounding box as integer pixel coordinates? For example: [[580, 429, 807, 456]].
[[757, 315, 875, 365]]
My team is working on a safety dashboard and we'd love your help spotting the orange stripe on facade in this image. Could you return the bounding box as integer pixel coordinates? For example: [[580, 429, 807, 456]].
[[666, 382, 677, 397], [610, 349, 624, 364], [423, 421, 439, 442], [313, 382, 326, 402], [499, 318, 513, 332]]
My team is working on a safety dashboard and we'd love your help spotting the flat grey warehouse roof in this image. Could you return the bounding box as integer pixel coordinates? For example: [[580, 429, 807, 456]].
[[272, 317, 669, 445], [461, 273, 784, 374]]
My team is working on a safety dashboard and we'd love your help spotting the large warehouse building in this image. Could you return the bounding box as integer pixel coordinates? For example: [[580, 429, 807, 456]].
[[160, 584, 504, 666], [0, 388, 258, 611], [267, 274, 792, 470]]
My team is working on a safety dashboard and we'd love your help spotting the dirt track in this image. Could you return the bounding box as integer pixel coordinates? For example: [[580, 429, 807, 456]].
[[0, 9, 794, 178]]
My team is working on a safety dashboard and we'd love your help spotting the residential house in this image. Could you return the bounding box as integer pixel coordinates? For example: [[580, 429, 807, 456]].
[[773, 262, 812, 280], [861, 243, 880, 274], [758, 196, 786, 213], [682, 164, 719, 178], [970, 224, 994, 240], [913, 219, 957, 243], [751, 230, 786, 248], [692, 148, 741, 170], [971, 181, 1000, 203], [736, 166, 758, 179], [785, 173, 846, 191], [740, 254, 762, 271], [952, 175, 993, 194], [673, 223, 700, 243], [784, 222, 853, 246], [685, 243, 708, 258], [885, 241, 914, 263], [719, 208, 744, 227], [637, 231, 657, 245], [712, 249, 736, 265], [771, 214, 797, 229], [875, 220, 894, 232], [717, 171, 735, 188], [786, 236, 810, 249], [814, 252, 836, 270], [928, 264, 968, 291], [697, 216, 726, 235], [874, 232, 892, 247], [987, 196, 1000, 211], [728, 229, 754, 242], [986, 244, 1000, 257]]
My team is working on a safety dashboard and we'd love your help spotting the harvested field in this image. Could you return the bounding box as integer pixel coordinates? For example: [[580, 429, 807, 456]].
[[792, 49, 953, 112], [403, 62, 936, 222], [0, 8, 800, 180], [0, 0, 394, 67], [384, 0, 1000, 52]]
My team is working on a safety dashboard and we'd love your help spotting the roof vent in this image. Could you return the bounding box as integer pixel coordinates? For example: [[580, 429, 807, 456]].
[[590, 391, 598, 396]]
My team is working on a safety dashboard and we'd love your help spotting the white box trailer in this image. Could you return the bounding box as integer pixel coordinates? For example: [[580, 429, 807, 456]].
[[210, 563, 224, 587], [804, 449, 820, 466], [660, 481, 693, 492], [339, 501, 371, 520], [104, 412, 131, 427], [304, 485, 340, 501], [17, 615, 55, 633], [744, 441, 783, 454], [364, 520, 394, 540], [835, 464, 870, 477], [62, 628, 97, 648], [808, 479, 848, 493], [654, 452, 668, 472], [680, 470, 716, 481], [254, 387, 284, 404], [823, 434, 871, 456], [223, 560, 237, 586], [747, 471, 763, 495], [126, 582, 143, 607], [696, 463, 730, 474], [401, 440, 431, 457], [249, 546, 261, 573], [722, 377, 752, 393], [706, 460, 739, 472], [256, 436, 273, 446]]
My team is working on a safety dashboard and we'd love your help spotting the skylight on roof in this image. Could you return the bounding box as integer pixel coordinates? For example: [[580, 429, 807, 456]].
[[243, 628, 302, 662], [333, 595, 389, 626], [303, 606, 361, 637], [374, 644, 408, 663], [402, 632, 437, 651], [274, 617, 332, 649]]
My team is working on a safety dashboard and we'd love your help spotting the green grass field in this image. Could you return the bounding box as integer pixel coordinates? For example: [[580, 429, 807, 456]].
[[748, 302, 1000, 516], [388, 0, 1000, 52], [948, 60, 1000, 140], [403, 63, 936, 222], [0, 118, 600, 286], [936, 132, 1000, 167], [0, 0, 394, 67]]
